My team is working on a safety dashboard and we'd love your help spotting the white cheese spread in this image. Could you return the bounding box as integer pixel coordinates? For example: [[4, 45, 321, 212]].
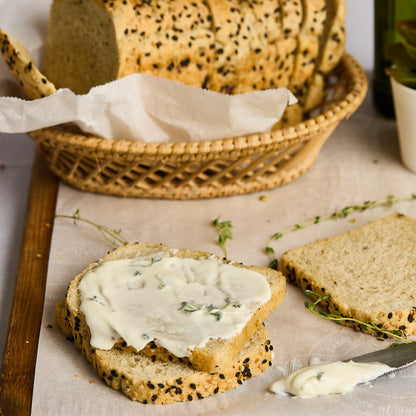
[[270, 361, 391, 397], [78, 254, 271, 357], [270, 360, 391, 398]]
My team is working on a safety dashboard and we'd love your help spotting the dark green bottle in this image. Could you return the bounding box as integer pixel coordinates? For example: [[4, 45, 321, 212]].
[[373, 0, 416, 118]]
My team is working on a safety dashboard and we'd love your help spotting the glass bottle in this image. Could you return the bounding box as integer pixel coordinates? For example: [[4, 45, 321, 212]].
[[373, 0, 416, 118]]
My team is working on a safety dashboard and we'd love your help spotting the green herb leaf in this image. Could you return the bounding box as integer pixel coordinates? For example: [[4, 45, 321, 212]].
[[55, 210, 128, 247], [212, 217, 233, 259], [304, 290, 412, 343]]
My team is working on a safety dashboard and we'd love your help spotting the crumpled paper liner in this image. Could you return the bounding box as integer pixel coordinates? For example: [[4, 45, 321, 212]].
[[0, 73, 297, 143]]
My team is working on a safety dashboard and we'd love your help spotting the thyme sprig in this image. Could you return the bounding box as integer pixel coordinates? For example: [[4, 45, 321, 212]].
[[304, 290, 412, 343], [266, 193, 416, 269], [56, 209, 128, 247], [212, 217, 233, 259]]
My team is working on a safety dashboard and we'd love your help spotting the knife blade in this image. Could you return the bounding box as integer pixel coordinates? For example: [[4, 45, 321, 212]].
[[347, 342, 416, 374]]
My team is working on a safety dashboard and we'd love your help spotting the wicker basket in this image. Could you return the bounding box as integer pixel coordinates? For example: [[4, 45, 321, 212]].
[[28, 53, 367, 199]]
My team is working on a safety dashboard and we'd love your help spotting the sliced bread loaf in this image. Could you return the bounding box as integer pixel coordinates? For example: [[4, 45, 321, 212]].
[[278, 212, 416, 336], [62, 242, 286, 373], [42, 0, 345, 100], [55, 299, 274, 404]]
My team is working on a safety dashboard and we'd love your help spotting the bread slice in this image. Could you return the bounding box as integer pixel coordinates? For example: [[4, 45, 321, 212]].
[[62, 242, 286, 373], [0, 29, 57, 99], [55, 299, 274, 404], [278, 212, 416, 336]]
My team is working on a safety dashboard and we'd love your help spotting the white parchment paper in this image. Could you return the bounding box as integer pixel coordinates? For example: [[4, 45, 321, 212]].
[[0, 76, 296, 142]]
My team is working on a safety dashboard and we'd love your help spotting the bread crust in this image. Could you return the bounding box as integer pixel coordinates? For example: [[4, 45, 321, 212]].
[[0, 29, 57, 99]]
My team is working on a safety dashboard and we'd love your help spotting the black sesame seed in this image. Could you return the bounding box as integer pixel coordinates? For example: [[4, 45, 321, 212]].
[[188, 394, 193, 401], [190, 383, 196, 389], [176, 378, 183, 385], [214, 387, 219, 394], [219, 373, 225, 379], [180, 58, 190, 67], [151, 394, 158, 402], [408, 314, 414, 323], [147, 381, 156, 389], [111, 369, 118, 377]]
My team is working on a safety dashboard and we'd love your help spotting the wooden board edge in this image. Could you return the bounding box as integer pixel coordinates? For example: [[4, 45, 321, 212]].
[[0, 151, 59, 416]]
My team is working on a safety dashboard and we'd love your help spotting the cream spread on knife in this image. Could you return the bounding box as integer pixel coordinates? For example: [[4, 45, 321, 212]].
[[270, 360, 391, 398], [78, 254, 271, 357]]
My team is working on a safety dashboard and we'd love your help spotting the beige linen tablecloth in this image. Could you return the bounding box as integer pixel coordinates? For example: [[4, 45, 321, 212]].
[[30, 92, 416, 415]]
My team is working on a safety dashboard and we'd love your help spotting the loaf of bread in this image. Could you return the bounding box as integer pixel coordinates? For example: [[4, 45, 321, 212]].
[[278, 212, 416, 336], [59, 242, 286, 375], [41, 0, 346, 122], [55, 298, 274, 404]]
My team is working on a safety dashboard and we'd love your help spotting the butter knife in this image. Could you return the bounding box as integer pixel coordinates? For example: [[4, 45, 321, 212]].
[[348, 342, 416, 376]]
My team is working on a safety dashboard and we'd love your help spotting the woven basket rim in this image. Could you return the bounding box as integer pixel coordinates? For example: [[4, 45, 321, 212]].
[[29, 52, 367, 157]]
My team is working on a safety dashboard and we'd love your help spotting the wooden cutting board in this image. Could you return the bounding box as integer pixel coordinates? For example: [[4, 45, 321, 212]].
[[0, 151, 59, 416]]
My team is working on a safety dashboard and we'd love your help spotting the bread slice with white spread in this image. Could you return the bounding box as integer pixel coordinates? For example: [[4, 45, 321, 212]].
[[55, 298, 274, 404], [60, 242, 286, 373], [278, 212, 416, 336]]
